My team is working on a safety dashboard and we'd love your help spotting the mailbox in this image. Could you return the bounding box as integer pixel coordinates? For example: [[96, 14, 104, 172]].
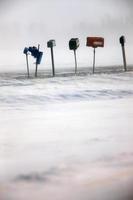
[[28, 46, 39, 58], [69, 38, 79, 50], [23, 47, 29, 54], [27, 46, 43, 64], [23, 45, 43, 77], [86, 37, 104, 48], [119, 36, 125, 46], [36, 51, 43, 65], [47, 40, 56, 48]]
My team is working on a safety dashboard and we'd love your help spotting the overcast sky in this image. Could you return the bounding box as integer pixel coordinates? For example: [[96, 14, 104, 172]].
[[0, 0, 132, 67]]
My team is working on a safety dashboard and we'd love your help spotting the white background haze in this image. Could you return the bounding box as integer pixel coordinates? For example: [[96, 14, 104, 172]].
[[0, 0, 133, 68]]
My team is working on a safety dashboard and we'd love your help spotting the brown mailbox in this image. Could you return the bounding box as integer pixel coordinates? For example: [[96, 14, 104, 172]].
[[86, 37, 104, 48]]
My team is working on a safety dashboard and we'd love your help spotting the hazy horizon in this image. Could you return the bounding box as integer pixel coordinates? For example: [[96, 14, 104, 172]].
[[0, 0, 132, 68]]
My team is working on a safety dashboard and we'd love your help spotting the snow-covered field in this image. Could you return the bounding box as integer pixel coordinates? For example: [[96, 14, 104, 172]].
[[0, 66, 133, 200]]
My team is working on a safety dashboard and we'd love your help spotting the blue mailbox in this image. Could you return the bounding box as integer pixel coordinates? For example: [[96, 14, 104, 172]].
[[23, 45, 43, 77]]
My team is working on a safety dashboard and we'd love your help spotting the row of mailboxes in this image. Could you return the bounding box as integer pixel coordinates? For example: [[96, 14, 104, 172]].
[[68, 37, 105, 74], [68, 37, 104, 49], [23, 36, 126, 77]]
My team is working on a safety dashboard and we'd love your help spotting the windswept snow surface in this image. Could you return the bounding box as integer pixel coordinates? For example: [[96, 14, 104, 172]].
[[0, 66, 133, 200]]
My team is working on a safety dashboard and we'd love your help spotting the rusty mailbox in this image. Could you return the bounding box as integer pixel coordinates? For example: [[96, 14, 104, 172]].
[[87, 37, 104, 48]]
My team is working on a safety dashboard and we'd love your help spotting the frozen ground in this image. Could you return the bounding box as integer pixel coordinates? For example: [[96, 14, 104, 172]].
[[0, 66, 133, 200]]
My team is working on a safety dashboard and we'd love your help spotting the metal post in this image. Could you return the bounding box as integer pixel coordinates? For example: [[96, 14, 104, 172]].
[[93, 48, 96, 74], [35, 44, 40, 77], [74, 50, 77, 74], [26, 53, 30, 78], [51, 47, 55, 76], [121, 45, 127, 71]]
